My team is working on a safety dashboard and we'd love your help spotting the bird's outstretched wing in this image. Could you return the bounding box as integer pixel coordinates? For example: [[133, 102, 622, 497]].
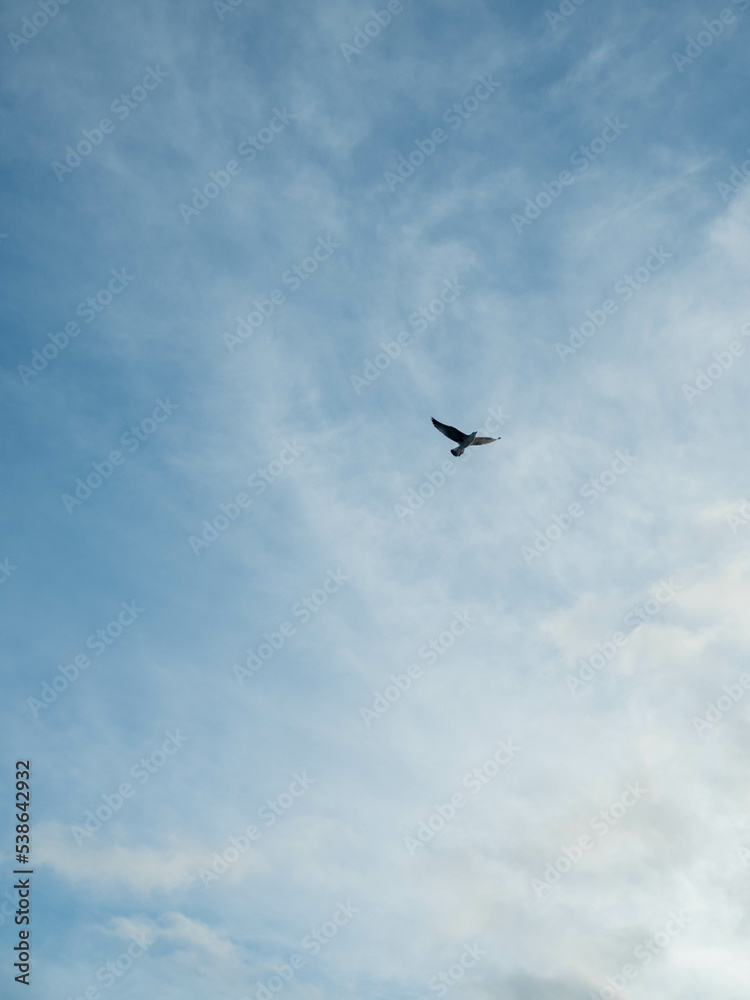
[[471, 436, 499, 446], [431, 417, 466, 444]]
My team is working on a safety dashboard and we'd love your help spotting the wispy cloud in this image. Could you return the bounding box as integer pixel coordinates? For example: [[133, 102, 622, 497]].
[[3, 0, 750, 997]]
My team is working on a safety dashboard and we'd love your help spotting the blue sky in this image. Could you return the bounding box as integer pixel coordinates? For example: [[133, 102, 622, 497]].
[[2, 0, 750, 997]]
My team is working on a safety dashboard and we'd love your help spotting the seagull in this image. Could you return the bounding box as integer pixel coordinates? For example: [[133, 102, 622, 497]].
[[431, 417, 499, 457]]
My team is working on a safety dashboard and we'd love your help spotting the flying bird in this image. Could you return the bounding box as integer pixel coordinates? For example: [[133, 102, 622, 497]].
[[431, 417, 499, 457]]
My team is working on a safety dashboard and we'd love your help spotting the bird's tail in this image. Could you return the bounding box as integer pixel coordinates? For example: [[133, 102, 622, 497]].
[[451, 446, 463, 457]]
